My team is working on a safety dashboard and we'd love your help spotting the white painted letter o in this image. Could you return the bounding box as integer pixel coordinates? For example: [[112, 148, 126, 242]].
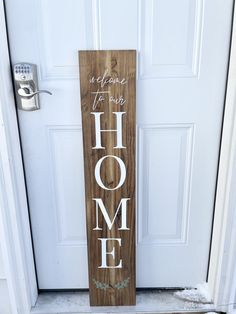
[[94, 155, 126, 190]]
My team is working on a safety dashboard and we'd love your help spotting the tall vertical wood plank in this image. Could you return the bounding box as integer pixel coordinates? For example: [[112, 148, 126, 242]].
[[79, 50, 136, 306]]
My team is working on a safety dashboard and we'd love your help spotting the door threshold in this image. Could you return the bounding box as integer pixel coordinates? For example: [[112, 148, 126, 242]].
[[30, 289, 216, 314]]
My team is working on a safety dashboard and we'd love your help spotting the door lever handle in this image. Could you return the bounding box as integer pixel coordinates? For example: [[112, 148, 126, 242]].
[[18, 87, 52, 99], [13, 63, 52, 111]]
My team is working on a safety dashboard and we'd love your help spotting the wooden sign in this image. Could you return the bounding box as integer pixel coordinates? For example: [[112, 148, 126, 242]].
[[79, 50, 136, 306]]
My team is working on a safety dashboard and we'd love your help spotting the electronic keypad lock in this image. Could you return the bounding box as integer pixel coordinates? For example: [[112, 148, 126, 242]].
[[13, 63, 52, 111]]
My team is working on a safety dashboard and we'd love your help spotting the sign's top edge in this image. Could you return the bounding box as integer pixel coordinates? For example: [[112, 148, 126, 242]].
[[78, 49, 136, 52]]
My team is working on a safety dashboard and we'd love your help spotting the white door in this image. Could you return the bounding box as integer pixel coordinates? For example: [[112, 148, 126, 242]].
[[5, 0, 233, 289]]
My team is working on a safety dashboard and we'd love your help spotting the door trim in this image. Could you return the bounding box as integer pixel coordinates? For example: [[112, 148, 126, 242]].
[[0, 0, 37, 313], [207, 1, 236, 311], [0, 0, 236, 313]]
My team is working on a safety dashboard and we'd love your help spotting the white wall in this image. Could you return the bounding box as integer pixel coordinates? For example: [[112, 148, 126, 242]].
[[0, 243, 12, 314]]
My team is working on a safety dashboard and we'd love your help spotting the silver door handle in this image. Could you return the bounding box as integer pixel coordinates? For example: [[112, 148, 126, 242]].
[[13, 63, 52, 111], [18, 87, 52, 99]]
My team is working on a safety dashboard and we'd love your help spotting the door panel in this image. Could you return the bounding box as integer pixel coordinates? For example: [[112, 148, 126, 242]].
[[5, 0, 233, 288]]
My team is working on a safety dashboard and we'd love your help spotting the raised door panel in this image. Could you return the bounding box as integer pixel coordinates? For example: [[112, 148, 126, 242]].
[[138, 124, 194, 246], [139, 0, 203, 78]]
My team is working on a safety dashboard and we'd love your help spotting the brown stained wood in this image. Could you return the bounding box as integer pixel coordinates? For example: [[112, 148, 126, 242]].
[[79, 50, 136, 306]]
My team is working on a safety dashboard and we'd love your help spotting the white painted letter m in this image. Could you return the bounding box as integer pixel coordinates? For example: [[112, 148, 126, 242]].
[[93, 198, 130, 230]]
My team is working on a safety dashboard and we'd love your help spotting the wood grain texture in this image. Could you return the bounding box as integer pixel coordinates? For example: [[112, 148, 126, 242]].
[[79, 50, 136, 306]]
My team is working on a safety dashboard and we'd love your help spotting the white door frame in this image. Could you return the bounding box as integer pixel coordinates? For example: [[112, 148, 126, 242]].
[[1, 0, 236, 313], [0, 0, 38, 313]]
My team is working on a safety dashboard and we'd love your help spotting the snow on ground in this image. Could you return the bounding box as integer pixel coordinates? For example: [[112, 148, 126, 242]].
[[175, 282, 212, 304]]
